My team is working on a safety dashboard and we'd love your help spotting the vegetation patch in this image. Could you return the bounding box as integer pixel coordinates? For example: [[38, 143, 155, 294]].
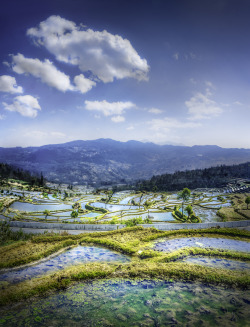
[[0, 239, 77, 268], [0, 225, 249, 306], [0, 260, 249, 307]]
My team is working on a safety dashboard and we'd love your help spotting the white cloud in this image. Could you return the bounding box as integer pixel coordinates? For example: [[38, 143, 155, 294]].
[[0, 114, 5, 120], [12, 53, 74, 92], [84, 100, 135, 116], [185, 88, 223, 120], [27, 15, 149, 83], [74, 74, 96, 93], [3, 95, 41, 118], [111, 115, 125, 123], [148, 108, 163, 114], [0, 75, 23, 94], [205, 81, 214, 88], [234, 101, 243, 106], [126, 125, 134, 130], [173, 52, 179, 60], [149, 117, 201, 132], [189, 52, 197, 60], [24, 130, 66, 139]]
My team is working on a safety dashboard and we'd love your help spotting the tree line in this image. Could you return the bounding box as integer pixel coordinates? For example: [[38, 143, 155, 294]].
[[0, 163, 45, 186], [136, 162, 250, 192]]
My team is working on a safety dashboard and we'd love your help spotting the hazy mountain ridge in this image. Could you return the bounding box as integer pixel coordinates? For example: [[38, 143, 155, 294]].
[[1, 139, 250, 185]]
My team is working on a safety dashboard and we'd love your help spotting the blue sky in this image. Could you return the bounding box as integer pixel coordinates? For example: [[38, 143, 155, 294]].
[[0, 0, 249, 148]]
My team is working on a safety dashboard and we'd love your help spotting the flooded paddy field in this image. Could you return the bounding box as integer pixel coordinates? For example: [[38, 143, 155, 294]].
[[0, 186, 238, 224], [0, 246, 130, 285], [0, 217, 249, 326], [1, 279, 249, 327], [180, 256, 250, 271], [154, 237, 250, 253]]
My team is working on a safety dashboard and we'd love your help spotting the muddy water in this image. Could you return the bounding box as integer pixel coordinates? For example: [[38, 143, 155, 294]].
[[1, 279, 249, 326]]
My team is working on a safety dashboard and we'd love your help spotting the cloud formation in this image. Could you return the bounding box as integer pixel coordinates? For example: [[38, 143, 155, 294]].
[[0, 75, 23, 94], [185, 88, 223, 120], [149, 117, 201, 132], [74, 74, 96, 93], [24, 130, 66, 139], [111, 115, 125, 123], [27, 15, 149, 83], [12, 54, 74, 92], [3, 95, 41, 118], [84, 100, 135, 117], [148, 108, 163, 114]]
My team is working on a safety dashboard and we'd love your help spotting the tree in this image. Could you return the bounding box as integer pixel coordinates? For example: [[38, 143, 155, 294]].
[[185, 205, 193, 219], [177, 188, 191, 216], [71, 210, 78, 219], [245, 196, 250, 209], [40, 172, 44, 186], [43, 210, 50, 220]]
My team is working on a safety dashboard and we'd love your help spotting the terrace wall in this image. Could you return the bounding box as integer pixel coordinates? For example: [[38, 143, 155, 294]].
[[8, 220, 250, 232]]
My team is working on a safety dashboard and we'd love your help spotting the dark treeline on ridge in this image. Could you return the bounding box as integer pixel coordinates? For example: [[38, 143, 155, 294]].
[[0, 163, 44, 186], [136, 162, 250, 192]]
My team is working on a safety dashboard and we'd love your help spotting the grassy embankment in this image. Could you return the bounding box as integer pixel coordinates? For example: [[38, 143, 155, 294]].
[[218, 193, 250, 221]]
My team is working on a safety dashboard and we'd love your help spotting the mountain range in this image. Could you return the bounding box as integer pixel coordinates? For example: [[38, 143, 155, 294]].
[[1, 139, 250, 185]]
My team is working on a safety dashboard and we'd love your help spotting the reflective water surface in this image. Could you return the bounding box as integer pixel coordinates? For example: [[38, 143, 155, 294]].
[[0, 279, 249, 326], [0, 246, 130, 284]]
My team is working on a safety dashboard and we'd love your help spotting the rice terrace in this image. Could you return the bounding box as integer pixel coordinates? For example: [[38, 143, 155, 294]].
[[0, 173, 249, 326], [1, 0, 250, 326]]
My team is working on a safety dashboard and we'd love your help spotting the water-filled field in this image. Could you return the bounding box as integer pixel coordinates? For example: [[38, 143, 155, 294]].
[[180, 256, 250, 271], [154, 237, 250, 253], [0, 246, 129, 285], [0, 186, 241, 224], [1, 279, 249, 326]]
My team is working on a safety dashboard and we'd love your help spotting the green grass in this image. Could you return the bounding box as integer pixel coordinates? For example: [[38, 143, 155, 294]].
[[0, 261, 249, 307], [0, 226, 249, 306]]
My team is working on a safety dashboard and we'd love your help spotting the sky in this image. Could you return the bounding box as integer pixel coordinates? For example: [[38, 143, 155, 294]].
[[0, 0, 250, 148]]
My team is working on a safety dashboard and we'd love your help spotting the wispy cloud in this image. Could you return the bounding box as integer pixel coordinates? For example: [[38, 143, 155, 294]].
[[27, 15, 149, 83], [185, 87, 223, 120], [3, 95, 41, 118], [148, 117, 201, 132], [111, 115, 125, 123], [0, 75, 23, 94], [126, 125, 134, 130], [173, 52, 179, 60], [24, 130, 66, 139], [234, 101, 243, 106], [148, 108, 163, 114], [84, 100, 135, 117]]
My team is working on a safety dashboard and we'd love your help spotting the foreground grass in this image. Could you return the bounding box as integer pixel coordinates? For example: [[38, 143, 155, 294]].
[[1, 226, 250, 268], [0, 260, 249, 307], [0, 240, 77, 268], [0, 226, 249, 306]]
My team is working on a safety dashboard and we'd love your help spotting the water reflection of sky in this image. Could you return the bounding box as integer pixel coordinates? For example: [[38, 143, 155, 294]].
[[154, 237, 250, 253], [180, 256, 250, 271], [0, 246, 130, 284]]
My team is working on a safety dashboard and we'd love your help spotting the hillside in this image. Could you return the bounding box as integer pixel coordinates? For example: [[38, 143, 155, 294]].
[[137, 162, 250, 192], [1, 139, 250, 185]]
